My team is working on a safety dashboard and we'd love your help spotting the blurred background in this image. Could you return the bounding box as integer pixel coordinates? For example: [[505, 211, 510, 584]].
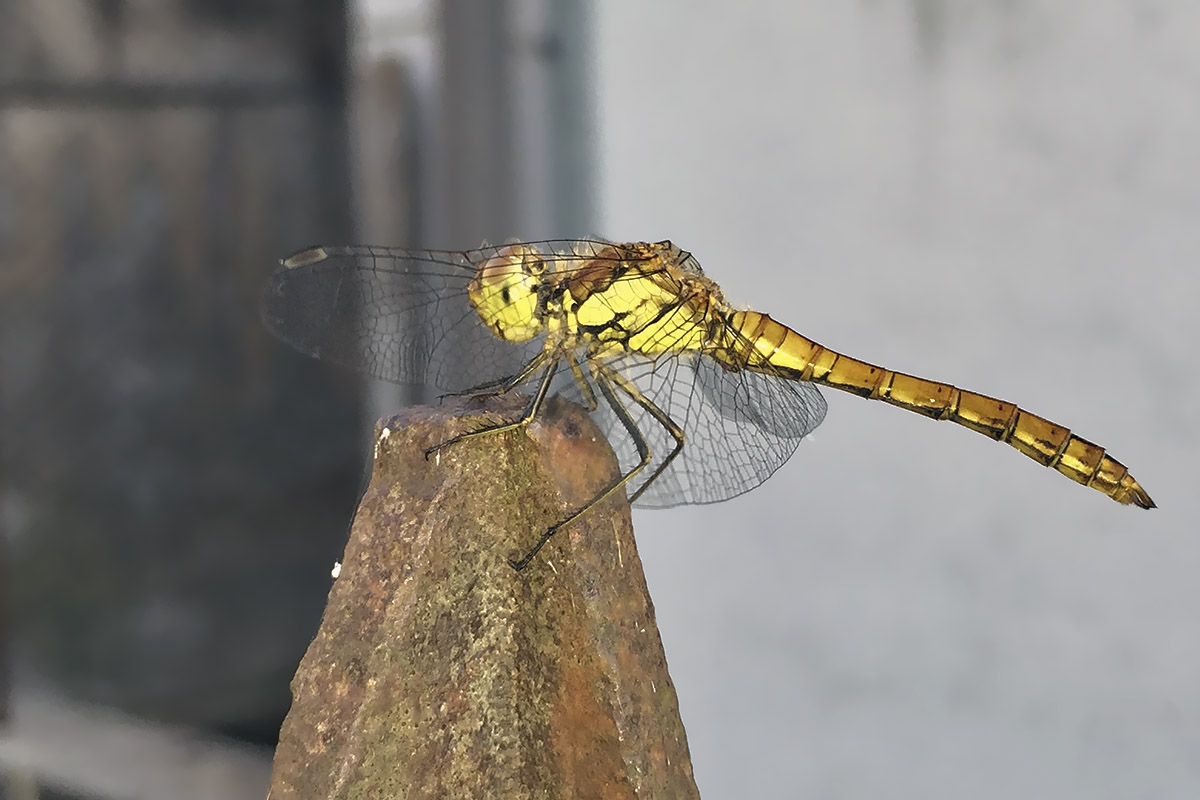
[[0, 1, 1195, 798]]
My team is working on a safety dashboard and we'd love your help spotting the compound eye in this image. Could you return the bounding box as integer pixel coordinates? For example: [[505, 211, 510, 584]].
[[468, 244, 545, 343]]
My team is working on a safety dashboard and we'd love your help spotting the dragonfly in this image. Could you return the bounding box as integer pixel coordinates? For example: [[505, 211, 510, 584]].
[[262, 239, 1154, 568]]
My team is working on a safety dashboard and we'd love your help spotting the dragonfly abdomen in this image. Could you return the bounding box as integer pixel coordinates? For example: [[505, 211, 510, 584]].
[[724, 310, 1154, 509]]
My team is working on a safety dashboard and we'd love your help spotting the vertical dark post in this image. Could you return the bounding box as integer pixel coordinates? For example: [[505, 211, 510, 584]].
[[0, 454, 7, 726], [439, 0, 519, 245], [548, 0, 596, 236], [299, 0, 355, 246]]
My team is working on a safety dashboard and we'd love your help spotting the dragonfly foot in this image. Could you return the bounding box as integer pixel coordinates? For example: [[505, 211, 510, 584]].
[[423, 417, 508, 460], [423, 437, 458, 460], [508, 524, 559, 571], [438, 389, 505, 403]]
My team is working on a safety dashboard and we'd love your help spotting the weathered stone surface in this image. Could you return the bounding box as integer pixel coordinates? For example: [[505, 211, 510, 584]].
[[268, 395, 700, 800]]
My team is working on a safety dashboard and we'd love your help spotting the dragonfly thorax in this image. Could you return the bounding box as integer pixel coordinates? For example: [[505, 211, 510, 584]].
[[468, 244, 548, 342]]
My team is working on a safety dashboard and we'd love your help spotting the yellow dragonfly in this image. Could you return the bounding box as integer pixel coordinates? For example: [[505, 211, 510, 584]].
[[263, 240, 1153, 568]]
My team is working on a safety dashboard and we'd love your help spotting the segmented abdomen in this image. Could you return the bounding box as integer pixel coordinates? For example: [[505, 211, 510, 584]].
[[719, 310, 1154, 509]]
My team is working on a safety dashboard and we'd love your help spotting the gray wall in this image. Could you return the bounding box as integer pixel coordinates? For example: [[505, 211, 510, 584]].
[[595, 3, 1198, 799]]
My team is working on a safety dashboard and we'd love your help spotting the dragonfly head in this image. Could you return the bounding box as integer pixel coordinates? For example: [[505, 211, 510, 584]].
[[469, 244, 546, 342]]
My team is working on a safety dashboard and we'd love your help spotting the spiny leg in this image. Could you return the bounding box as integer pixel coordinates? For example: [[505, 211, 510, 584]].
[[508, 360, 686, 570], [601, 364, 686, 505], [509, 364, 656, 570], [437, 350, 550, 401], [437, 374, 509, 400], [425, 353, 558, 459], [565, 352, 600, 411]]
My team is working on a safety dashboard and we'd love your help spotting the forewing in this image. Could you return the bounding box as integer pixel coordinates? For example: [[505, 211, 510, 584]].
[[261, 244, 543, 393]]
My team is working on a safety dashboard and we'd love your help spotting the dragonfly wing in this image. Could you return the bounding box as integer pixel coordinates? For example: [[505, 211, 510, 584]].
[[262, 244, 543, 393], [582, 352, 827, 508]]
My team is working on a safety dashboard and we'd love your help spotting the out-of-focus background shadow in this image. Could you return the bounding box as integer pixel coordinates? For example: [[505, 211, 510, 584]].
[[0, 1, 1195, 799], [0, 1, 365, 797]]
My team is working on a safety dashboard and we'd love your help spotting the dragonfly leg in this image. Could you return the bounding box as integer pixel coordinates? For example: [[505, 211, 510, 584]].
[[437, 351, 549, 401], [564, 352, 600, 411], [425, 354, 558, 459], [602, 366, 686, 506], [509, 364, 656, 570]]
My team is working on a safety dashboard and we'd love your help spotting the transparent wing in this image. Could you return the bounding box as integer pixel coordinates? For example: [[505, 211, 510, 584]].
[[576, 350, 828, 508], [263, 242, 608, 394]]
